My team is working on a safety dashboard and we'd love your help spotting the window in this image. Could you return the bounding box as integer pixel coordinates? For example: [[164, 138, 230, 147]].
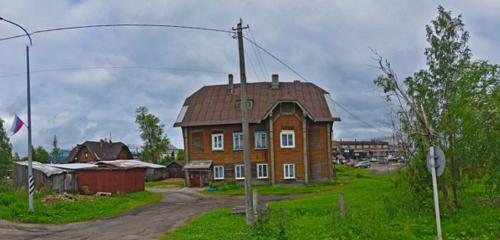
[[283, 163, 295, 179], [257, 163, 268, 179], [212, 133, 224, 151], [191, 132, 204, 153], [234, 164, 245, 180], [280, 130, 295, 148], [233, 132, 243, 150], [214, 166, 224, 180], [255, 131, 268, 149]]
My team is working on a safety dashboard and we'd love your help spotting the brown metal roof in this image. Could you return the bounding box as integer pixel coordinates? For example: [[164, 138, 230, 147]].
[[66, 141, 132, 162], [174, 81, 337, 127]]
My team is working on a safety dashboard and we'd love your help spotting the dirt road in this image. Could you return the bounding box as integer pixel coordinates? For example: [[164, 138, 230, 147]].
[[0, 188, 289, 240]]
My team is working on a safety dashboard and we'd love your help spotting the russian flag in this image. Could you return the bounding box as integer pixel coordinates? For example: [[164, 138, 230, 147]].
[[10, 114, 25, 135]]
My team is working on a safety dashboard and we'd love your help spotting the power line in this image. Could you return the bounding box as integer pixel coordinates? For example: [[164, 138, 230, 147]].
[[243, 36, 392, 134], [0, 23, 233, 42], [0, 66, 227, 79]]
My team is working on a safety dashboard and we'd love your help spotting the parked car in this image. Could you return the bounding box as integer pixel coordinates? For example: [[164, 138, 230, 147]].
[[379, 159, 389, 164], [345, 160, 356, 167], [355, 161, 371, 168], [370, 157, 378, 162]]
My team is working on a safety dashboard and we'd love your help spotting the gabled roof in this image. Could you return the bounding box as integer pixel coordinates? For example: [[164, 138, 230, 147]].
[[174, 81, 339, 127], [66, 140, 132, 162]]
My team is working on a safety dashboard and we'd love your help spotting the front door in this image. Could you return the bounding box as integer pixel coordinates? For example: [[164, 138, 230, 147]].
[[190, 171, 202, 187]]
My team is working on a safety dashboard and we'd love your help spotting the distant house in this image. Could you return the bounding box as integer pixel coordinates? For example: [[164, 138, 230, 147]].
[[66, 139, 133, 163], [174, 74, 341, 187], [161, 144, 182, 160]]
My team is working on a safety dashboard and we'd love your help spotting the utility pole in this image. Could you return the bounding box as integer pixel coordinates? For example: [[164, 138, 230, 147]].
[[0, 17, 34, 212], [233, 19, 253, 225]]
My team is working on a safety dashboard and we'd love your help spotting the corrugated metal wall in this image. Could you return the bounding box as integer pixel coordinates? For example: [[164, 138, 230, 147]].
[[14, 165, 77, 192], [76, 168, 145, 194]]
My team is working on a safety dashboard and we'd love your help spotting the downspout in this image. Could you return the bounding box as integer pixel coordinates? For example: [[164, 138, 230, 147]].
[[326, 123, 333, 179], [269, 115, 275, 185], [302, 113, 309, 183], [183, 127, 190, 187]]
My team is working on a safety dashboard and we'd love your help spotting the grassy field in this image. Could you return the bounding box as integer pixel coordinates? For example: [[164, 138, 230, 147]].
[[146, 178, 186, 188], [205, 179, 343, 196], [161, 166, 499, 240], [0, 183, 160, 223]]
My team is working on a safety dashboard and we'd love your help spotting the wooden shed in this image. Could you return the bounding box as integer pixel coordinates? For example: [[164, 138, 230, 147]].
[[98, 160, 167, 182], [14, 161, 80, 193], [166, 161, 185, 178], [76, 168, 145, 194]]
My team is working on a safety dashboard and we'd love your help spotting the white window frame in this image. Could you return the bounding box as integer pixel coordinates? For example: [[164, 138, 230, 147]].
[[233, 132, 243, 151], [257, 163, 268, 179], [213, 165, 224, 180], [255, 131, 268, 149], [280, 130, 295, 148], [234, 164, 245, 180], [211, 133, 224, 151], [283, 163, 295, 179]]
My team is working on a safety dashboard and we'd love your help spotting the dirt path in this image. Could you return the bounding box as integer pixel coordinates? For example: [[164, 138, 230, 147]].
[[0, 188, 295, 240]]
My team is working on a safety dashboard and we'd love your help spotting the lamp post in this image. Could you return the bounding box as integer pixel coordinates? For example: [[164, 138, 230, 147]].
[[0, 17, 35, 212]]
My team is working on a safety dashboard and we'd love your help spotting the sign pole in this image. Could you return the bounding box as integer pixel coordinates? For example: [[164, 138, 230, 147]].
[[429, 146, 442, 240]]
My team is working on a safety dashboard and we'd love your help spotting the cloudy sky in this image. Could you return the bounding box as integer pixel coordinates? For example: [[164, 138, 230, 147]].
[[1, 1, 499, 155]]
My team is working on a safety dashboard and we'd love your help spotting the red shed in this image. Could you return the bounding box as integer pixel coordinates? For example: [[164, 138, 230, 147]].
[[76, 167, 145, 194]]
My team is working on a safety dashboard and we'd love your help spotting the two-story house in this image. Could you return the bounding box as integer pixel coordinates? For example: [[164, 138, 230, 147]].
[[174, 74, 340, 187]]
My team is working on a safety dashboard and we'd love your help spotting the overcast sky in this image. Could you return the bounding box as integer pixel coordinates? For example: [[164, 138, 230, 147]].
[[1, 1, 499, 155]]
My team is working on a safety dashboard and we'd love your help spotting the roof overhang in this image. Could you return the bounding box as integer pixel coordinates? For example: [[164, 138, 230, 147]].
[[183, 160, 213, 170]]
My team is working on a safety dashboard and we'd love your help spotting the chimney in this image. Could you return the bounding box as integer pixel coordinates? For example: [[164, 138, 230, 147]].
[[271, 74, 279, 89], [228, 73, 234, 94]]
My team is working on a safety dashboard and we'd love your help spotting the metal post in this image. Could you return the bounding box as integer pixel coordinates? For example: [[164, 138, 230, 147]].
[[26, 45, 34, 212], [1, 16, 34, 213], [430, 146, 442, 240], [234, 19, 253, 225]]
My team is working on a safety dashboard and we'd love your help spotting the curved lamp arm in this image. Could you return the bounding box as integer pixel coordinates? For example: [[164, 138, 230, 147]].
[[0, 17, 32, 46]]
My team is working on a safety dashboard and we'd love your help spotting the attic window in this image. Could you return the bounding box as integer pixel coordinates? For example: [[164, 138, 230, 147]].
[[235, 99, 253, 110]]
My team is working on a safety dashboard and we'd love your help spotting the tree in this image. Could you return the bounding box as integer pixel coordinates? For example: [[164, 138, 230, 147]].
[[177, 149, 185, 161], [33, 146, 50, 164], [135, 106, 170, 163], [50, 135, 61, 163], [0, 118, 13, 179], [374, 6, 499, 209]]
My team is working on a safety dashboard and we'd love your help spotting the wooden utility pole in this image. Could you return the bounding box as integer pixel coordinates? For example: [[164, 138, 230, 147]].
[[233, 19, 254, 225]]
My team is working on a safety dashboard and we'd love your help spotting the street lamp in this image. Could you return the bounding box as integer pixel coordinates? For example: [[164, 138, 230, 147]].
[[0, 17, 35, 212]]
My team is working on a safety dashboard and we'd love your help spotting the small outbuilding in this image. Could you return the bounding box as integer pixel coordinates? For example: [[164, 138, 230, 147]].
[[98, 160, 167, 182], [166, 161, 185, 178], [14, 160, 150, 194]]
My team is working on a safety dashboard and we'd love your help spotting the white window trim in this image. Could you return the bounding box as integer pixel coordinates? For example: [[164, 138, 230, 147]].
[[283, 163, 295, 179], [234, 164, 245, 180], [211, 133, 224, 151], [254, 131, 268, 149], [280, 130, 295, 148], [233, 132, 243, 151], [213, 165, 224, 180], [257, 163, 268, 179]]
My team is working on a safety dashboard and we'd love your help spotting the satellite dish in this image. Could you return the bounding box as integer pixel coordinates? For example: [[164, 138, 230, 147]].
[[427, 146, 446, 176]]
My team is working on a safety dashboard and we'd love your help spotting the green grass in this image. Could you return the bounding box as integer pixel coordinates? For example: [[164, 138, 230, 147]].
[[0, 184, 160, 223], [205, 180, 344, 196], [161, 166, 499, 240], [146, 178, 186, 188]]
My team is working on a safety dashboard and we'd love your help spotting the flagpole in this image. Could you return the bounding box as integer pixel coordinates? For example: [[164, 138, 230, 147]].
[[0, 17, 34, 212]]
